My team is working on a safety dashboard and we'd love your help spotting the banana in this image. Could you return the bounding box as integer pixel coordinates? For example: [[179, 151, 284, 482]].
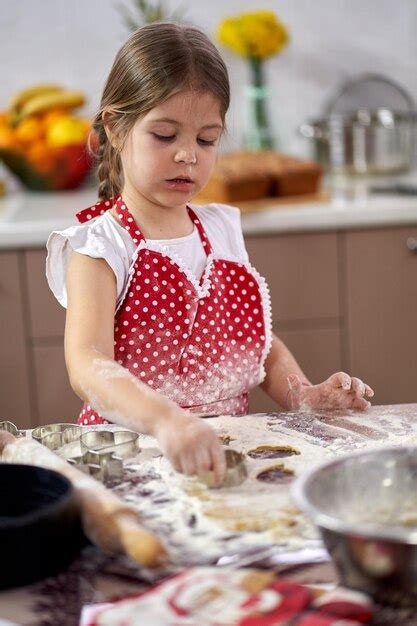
[[9, 84, 64, 114], [18, 90, 86, 120]]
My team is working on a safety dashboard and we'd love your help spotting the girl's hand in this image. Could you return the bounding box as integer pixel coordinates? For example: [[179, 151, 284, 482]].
[[153, 413, 227, 486], [287, 372, 374, 412]]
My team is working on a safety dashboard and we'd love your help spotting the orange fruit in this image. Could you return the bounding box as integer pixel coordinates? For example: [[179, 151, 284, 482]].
[[41, 108, 68, 131], [26, 141, 56, 174], [15, 116, 44, 144], [0, 111, 10, 126], [0, 126, 18, 149]]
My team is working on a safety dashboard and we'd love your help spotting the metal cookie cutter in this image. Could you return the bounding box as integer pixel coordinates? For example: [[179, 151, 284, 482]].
[[55, 429, 139, 483], [198, 449, 248, 489], [0, 420, 26, 438], [32, 423, 81, 445], [32, 423, 139, 483]]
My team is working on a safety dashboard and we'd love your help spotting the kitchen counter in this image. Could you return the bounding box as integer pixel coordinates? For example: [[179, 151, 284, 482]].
[[1, 173, 417, 248]]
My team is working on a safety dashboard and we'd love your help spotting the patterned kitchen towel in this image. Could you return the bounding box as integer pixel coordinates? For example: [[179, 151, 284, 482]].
[[81, 566, 373, 625]]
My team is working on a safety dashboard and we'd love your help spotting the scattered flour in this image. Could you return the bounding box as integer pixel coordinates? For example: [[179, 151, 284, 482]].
[[110, 405, 417, 565]]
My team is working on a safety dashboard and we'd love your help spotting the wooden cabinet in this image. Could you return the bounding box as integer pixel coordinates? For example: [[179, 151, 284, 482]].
[[345, 226, 417, 404], [245, 232, 343, 413], [1, 224, 416, 428], [245, 232, 340, 322], [25, 249, 66, 339], [24, 250, 82, 425], [0, 252, 32, 428], [0, 250, 81, 428], [32, 345, 82, 423]]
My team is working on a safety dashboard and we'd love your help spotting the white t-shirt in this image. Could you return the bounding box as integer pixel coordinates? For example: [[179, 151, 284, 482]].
[[46, 202, 250, 310]]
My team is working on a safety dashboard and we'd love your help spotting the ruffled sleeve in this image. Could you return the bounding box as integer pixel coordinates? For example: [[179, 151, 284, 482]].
[[46, 220, 127, 309]]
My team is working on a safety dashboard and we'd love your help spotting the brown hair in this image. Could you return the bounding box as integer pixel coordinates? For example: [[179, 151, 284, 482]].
[[88, 22, 230, 200]]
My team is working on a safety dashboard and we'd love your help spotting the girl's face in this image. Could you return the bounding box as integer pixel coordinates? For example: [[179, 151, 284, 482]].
[[119, 89, 224, 210]]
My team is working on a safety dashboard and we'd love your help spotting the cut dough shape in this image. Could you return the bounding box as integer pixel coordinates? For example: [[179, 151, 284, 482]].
[[247, 445, 300, 459], [256, 464, 295, 484]]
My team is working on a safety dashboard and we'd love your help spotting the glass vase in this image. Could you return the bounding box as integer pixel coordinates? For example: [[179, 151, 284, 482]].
[[243, 83, 275, 151]]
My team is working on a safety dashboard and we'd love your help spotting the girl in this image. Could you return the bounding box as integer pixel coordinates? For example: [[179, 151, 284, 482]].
[[46, 23, 373, 484]]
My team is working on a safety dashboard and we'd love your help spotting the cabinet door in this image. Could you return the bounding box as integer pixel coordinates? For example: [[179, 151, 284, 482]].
[[24, 250, 81, 426], [32, 345, 82, 424], [245, 232, 340, 322], [249, 325, 342, 413], [25, 250, 66, 339], [346, 227, 417, 404], [245, 232, 342, 414], [0, 252, 32, 427]]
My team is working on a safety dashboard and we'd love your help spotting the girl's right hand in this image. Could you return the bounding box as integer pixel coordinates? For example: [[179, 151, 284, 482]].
[[153, 413, 227, 486]]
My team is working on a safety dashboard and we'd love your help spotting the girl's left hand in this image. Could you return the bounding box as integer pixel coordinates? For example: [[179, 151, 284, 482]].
[[287, 371, 374, 412]]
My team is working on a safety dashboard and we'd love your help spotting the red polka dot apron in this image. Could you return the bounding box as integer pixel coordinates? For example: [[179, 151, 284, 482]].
[[75, 195, 272, 424]]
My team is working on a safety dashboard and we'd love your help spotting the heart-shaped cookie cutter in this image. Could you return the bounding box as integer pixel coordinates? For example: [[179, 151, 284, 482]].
[[32, 423, 81, 445]]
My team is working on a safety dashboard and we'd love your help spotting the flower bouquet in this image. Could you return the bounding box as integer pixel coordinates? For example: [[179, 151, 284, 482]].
[[217, 10, 289, 150]]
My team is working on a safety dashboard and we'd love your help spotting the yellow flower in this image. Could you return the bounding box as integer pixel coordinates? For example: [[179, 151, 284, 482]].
[[217, 10, 289, 59]]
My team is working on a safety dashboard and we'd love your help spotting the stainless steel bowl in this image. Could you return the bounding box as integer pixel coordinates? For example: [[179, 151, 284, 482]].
[[292, 446, 417, 607]]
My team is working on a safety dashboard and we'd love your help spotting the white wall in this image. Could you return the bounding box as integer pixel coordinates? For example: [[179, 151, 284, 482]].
[[1, 0, 417, 157]]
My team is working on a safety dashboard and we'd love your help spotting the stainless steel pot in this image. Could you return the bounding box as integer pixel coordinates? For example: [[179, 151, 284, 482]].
[[299, 74, 417, 175]]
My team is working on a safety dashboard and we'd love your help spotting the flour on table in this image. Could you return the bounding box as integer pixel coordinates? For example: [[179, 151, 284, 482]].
[[84, 405, 417, 566], [110, 415, 330, 565]]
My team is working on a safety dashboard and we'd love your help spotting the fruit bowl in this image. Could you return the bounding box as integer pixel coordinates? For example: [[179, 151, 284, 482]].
[[0, 84, 95, 191], [0, 142, 93, 191]]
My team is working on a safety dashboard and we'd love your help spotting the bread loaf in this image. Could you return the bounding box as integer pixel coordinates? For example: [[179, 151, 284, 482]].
[[261, 152, 323, 196], [199, 151, 322, 203]]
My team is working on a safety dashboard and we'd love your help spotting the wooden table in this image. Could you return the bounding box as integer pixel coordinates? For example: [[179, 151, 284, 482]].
[[1, 404, 417, 625]]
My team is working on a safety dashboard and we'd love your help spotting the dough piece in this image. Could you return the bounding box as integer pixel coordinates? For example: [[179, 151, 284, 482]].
[[247, 445, 300, 459], [256, 464, 295, 484]]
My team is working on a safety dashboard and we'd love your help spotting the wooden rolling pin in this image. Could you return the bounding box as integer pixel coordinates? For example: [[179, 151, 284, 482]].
[[0, 431, 167, 568]]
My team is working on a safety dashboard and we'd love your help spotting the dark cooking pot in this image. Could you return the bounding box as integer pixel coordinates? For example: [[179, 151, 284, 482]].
[[0, 463, 86, 589]]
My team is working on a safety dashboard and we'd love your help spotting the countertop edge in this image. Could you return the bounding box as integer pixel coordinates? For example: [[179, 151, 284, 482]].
[[1, 190, 417, 249]]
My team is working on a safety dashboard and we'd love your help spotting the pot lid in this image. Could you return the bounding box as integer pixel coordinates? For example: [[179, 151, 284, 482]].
[[324, 73, 416, 116]]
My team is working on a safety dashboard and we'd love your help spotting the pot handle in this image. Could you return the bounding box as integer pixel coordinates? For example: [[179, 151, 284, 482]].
[[324, 73, 416, 116], [298, 123, 324, 140], [406, 237, 417, 253]]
